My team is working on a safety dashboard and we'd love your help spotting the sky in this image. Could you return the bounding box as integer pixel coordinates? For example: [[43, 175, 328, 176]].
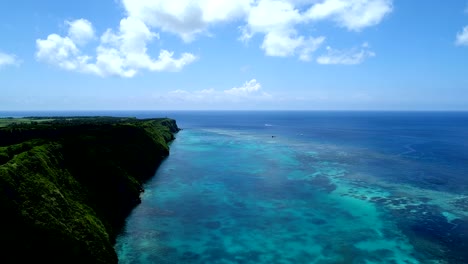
[[0, 0, 467, 111]]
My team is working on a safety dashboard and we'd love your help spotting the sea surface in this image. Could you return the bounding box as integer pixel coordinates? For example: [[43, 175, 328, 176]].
[[1, 111, 468, 263]]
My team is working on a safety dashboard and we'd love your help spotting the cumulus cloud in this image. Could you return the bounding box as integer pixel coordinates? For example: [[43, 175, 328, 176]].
[[316, 43, 375, 65], [224, 79, 262, 95], [166, 79, 272, 103], [0, 52, 20, 68], [67, 19, 95, 45], [122, 0, 392, 60], [261, 31, 323, 59], [241, 0, 326, 59], [122, 0, 251, 42], [305, 0, 393, 31], [37, 0, 392, 73], [455, 26, 468, 46], [36, 34, 95, 73], [36, 18, 196, 77]]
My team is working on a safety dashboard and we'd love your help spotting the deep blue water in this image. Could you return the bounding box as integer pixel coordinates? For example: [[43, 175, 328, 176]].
[[1, 111, 468, 263]]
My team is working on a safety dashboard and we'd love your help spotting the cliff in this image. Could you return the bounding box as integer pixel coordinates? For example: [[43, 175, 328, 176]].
[[0, 117, 179, 263]]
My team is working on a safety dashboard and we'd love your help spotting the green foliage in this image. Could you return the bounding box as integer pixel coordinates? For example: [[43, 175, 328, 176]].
[[0, 118, 56, 128], [0, 117, 179, 263], [0, 152, 8, 164]]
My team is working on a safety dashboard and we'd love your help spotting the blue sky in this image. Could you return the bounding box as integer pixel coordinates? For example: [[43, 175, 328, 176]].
[[0, 0, 467, 110]]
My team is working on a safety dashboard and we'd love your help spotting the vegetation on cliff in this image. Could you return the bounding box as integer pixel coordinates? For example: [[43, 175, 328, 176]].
[[0, 117, 179, 263]]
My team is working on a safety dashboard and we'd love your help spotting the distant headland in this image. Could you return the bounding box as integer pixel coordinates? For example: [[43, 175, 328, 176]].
[[0, 116, 179, 263]]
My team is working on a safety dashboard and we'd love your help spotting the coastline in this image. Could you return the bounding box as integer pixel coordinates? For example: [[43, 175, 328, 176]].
[[0, 117, 179, 263]]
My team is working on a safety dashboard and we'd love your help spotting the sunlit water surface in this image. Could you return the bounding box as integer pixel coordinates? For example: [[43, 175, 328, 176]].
[[2, 111, 465, 263], [113, 112, 468, 264]]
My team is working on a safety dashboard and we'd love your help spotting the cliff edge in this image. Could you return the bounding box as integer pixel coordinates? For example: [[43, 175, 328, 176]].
[[0, 117, 179, 263]]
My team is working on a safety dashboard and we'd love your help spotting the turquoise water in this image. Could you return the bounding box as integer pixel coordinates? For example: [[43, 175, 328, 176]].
[[114, 112, 468, 263], [2, 111, 465, 263]]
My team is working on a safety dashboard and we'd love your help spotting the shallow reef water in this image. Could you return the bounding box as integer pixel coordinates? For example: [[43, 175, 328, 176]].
[[115, 112, 468, 264]]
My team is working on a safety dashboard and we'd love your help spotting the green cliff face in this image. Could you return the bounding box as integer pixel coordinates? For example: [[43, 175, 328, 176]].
[[0, 117, 179, 263]]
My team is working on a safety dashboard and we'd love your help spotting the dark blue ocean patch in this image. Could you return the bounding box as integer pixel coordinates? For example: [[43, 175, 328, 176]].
[[114, 111, 468, 263]]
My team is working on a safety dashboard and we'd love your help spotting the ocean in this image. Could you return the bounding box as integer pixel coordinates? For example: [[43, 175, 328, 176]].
[[2, 111, 467, 263]]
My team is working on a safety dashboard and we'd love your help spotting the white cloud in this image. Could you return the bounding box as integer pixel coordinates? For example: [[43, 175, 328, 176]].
[[36, 18, 196, 77], [0, 52, 20, 68], [166, 79, 272, 103], [261, 31, 303, 56], [299, 36, 327, 61], [316, 43, 375, 64], [306, 0, 393, 31], [67, 19, 95, 45], [455, 26, 468, 46], [122, 0, 251, 42], [121, 0, 391, 60], [259, 30, 325, 60], [37, 0, 392, 73], [224, 79, 261, 95], [36, 34, 96, 73], [246, 0, 302, 33], [242, 0, 328, 60]]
